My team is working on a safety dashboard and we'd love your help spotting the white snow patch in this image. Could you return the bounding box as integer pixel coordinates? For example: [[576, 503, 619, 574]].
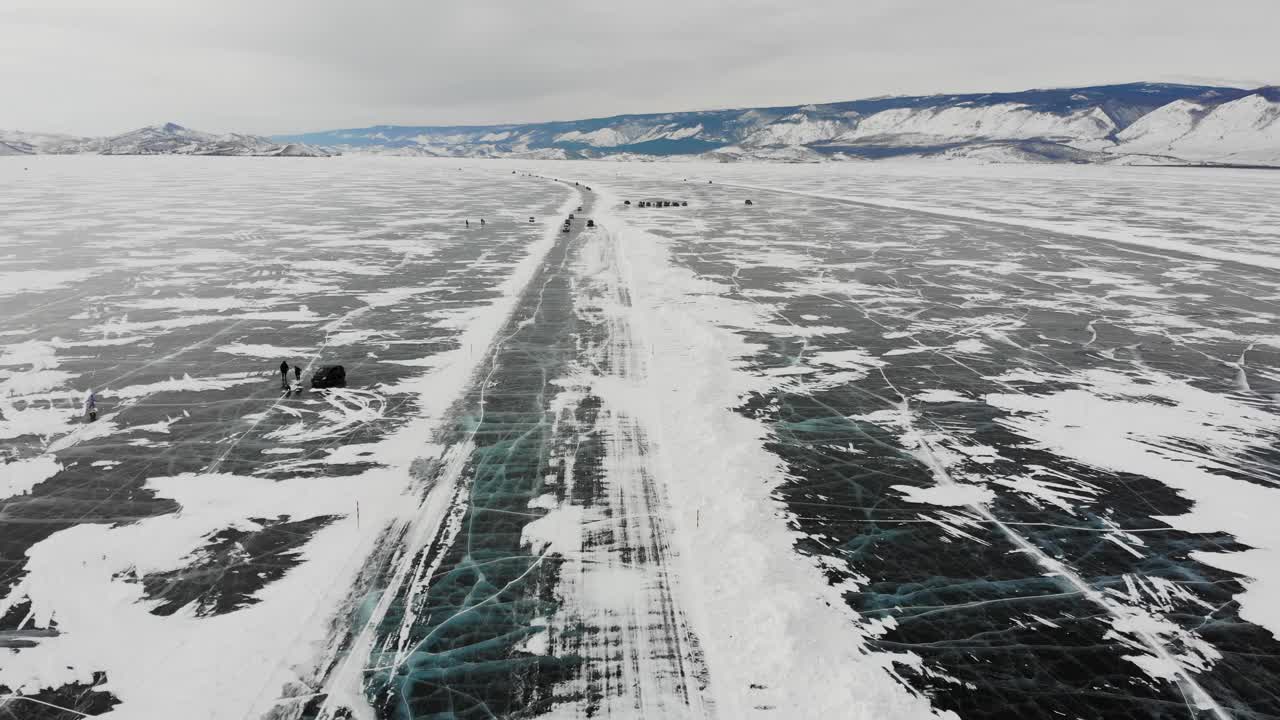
[[0, 269, 94, 297], [1, 456, 62, 499], [987, 369, 1280, 639], [107, 373, 261, 400], [915, 389, 971, 403], [521, 503, 585, 555], [216, 343, 311, 359], [809, 348, 885, 371], [0, 470, 408, 720], [893, 483, 995, 507]]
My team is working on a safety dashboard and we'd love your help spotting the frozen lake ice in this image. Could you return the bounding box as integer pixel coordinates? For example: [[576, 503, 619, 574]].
[[1, 156, 1278, 719]]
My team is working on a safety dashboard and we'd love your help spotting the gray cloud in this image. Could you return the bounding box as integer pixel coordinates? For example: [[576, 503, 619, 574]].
[[2, 0, 1276, 135]]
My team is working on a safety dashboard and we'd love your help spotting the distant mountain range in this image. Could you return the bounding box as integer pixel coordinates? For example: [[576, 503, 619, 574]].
[[4, 83, 1278, 165], [274, 82, 1280, 166], [0, 122, 335, 157]]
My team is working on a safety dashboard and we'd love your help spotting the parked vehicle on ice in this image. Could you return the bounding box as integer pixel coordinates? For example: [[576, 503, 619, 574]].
[[311, 365, 347, 389]]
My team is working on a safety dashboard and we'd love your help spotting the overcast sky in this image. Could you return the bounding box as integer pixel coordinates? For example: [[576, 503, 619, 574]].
[[2, 0, 1277, 136]]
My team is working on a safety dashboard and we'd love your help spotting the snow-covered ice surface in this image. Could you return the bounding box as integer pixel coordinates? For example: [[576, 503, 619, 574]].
[[581, 161, 1280, 271], [3, 156, 1280, 719], [0, 157, 572, 718], [540, 159, 1280, 720]]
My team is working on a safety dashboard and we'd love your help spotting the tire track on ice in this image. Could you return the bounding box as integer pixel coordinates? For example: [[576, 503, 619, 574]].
[[531, 210, 715, 718]]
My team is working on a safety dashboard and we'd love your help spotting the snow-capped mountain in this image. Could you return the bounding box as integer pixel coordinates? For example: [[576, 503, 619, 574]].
[[0, 123, 337, 157], [273, 83, 1278, 165], [1108, 88, 1280, 165], [742, 113, 850, 147], [6, 84, 1277, 165], [99, 123, 259, 155], [0, 129, 99, 155]]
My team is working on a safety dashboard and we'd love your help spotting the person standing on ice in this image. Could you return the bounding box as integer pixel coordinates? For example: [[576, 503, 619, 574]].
[[278, 360, 290, 388], [293, 364, 302, 385], [84, 390, 97, 423]]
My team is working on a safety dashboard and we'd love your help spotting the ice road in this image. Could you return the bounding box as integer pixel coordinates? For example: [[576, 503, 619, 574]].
[[1, 157, 1278, 720]]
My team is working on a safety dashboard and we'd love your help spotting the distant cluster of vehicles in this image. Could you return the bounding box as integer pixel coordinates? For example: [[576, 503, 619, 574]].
[[625, 199, 688, 208], [622, 198, 754, 207]]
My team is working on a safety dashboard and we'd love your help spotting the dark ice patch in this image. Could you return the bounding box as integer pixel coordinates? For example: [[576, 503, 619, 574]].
[[139, 514, 338, 617], [0, 598, 60, 649], [0, 672, 119, 719]]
